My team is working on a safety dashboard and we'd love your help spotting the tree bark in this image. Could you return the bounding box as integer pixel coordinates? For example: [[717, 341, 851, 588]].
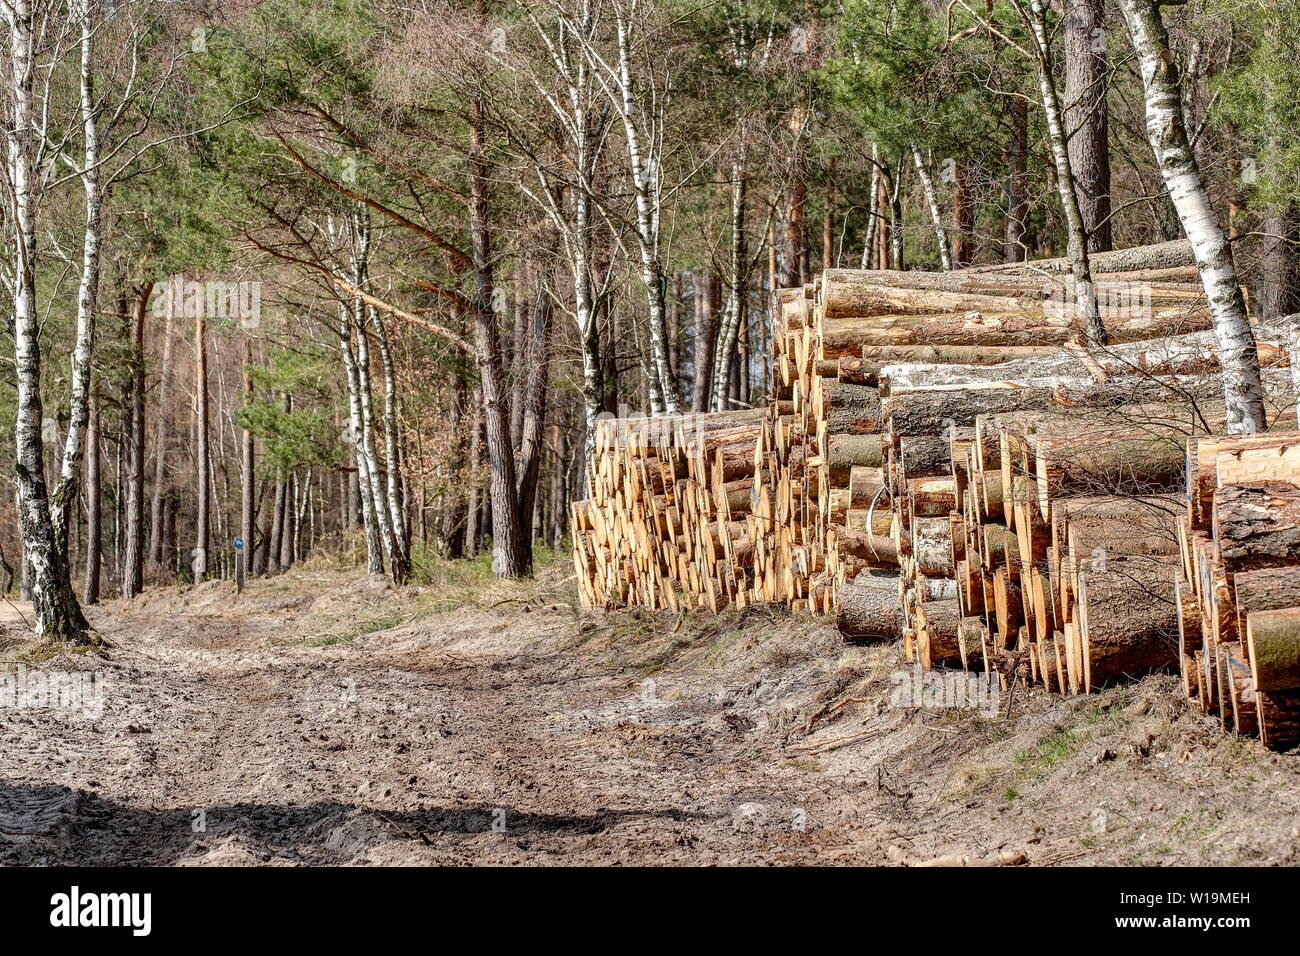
[[1119, 0, 1267, 434], [148, 287, 175, 572], [837, 577, 904, 640], [912, 145, 952, 271], [122, 291, 148, 597], [1214, 483, 1300, 575], [194, 310, 210, 579], [1255, 206, 1299, 322], [82, 387, 101, 604], [240, 336, 256, 575], [1063, 0, 1113, 253], [52, 0, 103, 566], [711, 146, 748, 409], [1024, 0, 1106, 347], [691, 272, 719, 411], [5, 0, 90, 641], [468, 100, 528, 577], [1005, 96, 1029, 262], [370, 309, 411, 582], [515, 286, 552, 558]]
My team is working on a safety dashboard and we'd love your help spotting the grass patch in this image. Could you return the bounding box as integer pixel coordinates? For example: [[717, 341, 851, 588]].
[[1014, 725, 1083, 774]]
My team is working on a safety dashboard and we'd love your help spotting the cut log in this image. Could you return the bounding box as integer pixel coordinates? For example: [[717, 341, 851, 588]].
[[820, 280, 1043, 320], [821, 306, 1211, 356], [912, 516, 954, 575], [1188, 431, 1300, 530], [909, 478, 957, 517], [1076, 555, 1182, 689], [1245, 608, 1300, 693], [827, 433, 883, 483], [837, 577, 904, 640], [837, 355, 874, 385], [877, 325, 1289, 395], [885, 383, 1059, 437], [918, 598, 962, 667], [821, 381, 882, 435], [967, 238, 1194, 276], [1256, 688, 1300, 750], [1214, 437, 1300, 488], [838, 529, 900, 566], [1234, 567, 1300, 636], [958, 616, 989, 671], [1213, 482, 1300, 574], [899, 434, 958, 481]]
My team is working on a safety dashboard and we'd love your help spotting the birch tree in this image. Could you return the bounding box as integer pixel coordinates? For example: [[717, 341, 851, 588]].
[[1, 0, 91, 642], [578, 0, 678, 414], [503, 0, 614, 460], [911, 145, 952, 270], [1119, 0, 1266, 433], [948, 0, 1107, 346]]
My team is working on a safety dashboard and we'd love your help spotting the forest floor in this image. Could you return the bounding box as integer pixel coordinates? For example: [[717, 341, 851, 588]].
[[1, 553, 1298, 866]]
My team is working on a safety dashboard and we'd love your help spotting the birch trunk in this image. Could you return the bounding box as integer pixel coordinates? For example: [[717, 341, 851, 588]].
[[860, 145, 880, 270], [337, 302, 383, 574], [611, 12, 676, 414], [1025, 0, 1106, 347], [349, 213, 398, 573], [5, 0, 89, 641], [370, 310, 411, 582], [711, 147, 748, 409], [52, 0, 103, 559], [1119, 0, 1267, 434], [912, 145, 952, 271]]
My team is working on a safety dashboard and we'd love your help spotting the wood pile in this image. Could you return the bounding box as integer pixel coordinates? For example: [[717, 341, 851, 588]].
[[574, 242, 1300, 749], [571, 407, 775, 611], [1177, 432, 1300, 748]]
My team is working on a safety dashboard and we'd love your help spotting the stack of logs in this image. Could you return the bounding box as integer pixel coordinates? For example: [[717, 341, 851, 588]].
[[574, 240, 1300, 748], [571, 407, 775, 611], [1179, 432, 1300, 748]]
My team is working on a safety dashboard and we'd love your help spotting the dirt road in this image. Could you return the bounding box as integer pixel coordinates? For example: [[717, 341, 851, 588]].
[[2, 568, 1298, 865]]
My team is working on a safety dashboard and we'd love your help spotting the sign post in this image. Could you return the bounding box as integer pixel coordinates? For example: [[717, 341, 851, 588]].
[[234, 536, 245, 594]]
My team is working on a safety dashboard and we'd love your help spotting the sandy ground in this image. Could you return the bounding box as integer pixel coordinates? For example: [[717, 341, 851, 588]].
[[1, 565, 1298, 866]]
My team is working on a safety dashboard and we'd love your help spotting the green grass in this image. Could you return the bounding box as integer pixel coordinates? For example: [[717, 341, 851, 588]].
[[1014, 726, 1082, 773]]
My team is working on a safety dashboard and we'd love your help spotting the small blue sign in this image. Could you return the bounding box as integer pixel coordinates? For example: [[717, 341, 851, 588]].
[[233, 537, 245, 550]]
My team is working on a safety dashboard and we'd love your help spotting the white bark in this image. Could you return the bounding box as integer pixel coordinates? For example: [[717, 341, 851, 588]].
[[1021, 0, 1106, 347], [710, 145, 748, 409], [52, 0, 102, 552], [371, 309, 411, 577], [860, 144, 880, 270], [349, 213, 397, 571], [3, 0, 89, 641], [1119, 0, 1267, 434], [606, 7, 677, 413], [911, 145, 952, 272], [337, 301, 383, 575], [509, 0, 608, 462]]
